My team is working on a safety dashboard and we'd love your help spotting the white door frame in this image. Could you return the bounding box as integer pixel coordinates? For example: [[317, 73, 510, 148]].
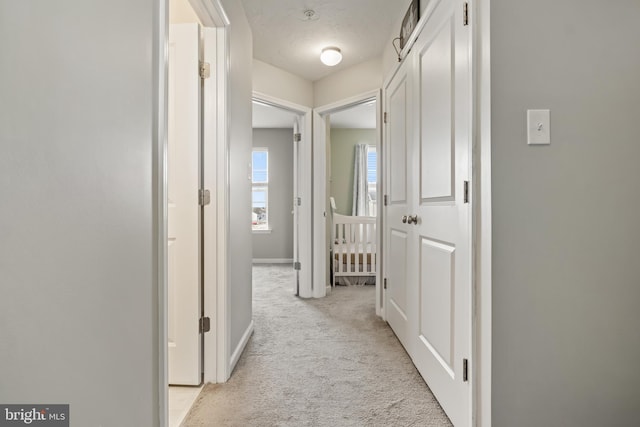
[[313, 89, 384, 312], [475, 0, 492, 425], [158, 1, 231, 414], [157, 0, 230, 416], [252, 91, 314, 297], [188, 0, 230, 385], [154, 2, 169, 424]]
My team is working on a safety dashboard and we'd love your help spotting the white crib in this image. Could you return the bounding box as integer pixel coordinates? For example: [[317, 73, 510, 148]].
[[330, 198, 377, 286]]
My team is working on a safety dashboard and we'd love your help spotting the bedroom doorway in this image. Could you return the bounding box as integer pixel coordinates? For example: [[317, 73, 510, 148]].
[[313, 90, 383, 316], [251, 93, 313, 297]]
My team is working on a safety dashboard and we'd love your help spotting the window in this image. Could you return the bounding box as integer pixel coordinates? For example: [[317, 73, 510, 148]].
[[252, 149, 269, 230], [367, 145, 377, 215]]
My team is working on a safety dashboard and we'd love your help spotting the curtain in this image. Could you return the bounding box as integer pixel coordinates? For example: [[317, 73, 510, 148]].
[[352, 144, 369, 216]]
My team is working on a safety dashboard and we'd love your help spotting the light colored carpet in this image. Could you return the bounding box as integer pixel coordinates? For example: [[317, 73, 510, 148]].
[[182, 264, 452, 427]]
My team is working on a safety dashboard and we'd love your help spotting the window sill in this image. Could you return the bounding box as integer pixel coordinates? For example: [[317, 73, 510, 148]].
[[252, 228, 273, 234]]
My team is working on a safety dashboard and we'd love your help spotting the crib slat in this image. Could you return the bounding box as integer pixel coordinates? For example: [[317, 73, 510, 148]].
[[332, 213, 378, 282], [370, 222, 375, 273], [338, 223, 345, 274]]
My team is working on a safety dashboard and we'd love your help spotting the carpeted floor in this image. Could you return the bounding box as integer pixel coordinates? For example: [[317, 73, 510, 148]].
[[182, 264, 452, 427]]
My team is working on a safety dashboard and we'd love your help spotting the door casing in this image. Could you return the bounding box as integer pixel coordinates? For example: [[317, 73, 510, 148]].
[[314, 89, 383, 311]]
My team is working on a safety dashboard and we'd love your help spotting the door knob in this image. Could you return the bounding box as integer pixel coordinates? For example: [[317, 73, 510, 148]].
[[401, 215, 408, 224], [407, 215, 418, 225]]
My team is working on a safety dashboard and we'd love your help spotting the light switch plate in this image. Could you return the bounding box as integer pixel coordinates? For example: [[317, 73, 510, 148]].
[[527, 109, 551, 145]]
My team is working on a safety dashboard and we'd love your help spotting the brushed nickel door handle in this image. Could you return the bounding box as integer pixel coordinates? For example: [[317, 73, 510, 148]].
[[407, 215, 418, 225], [402, 215, 408, 224]]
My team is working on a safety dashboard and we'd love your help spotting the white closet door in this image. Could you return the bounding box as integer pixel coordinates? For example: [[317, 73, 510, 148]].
[[168, 23, 202, 386], [383, 1, 473, 425], [410, 1, 472, 425]]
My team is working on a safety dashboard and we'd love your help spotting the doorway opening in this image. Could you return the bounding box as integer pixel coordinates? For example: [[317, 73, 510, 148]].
[[313, 90, 383, 316], [326, 99, 379, 290], [165, 0, 229, 426], [251, 92, 313, 296]]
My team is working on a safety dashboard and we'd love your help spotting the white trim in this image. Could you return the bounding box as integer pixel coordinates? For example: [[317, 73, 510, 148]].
[[228, 320, 254, 374], [252, 91, 314, 298], [251, 228, 273, 234], [214, 23, 229, 384], [188, 0, 230, 27], [252, 258, 294, 264], [476, 0, 492, 425], [397, 0, 445, 64], [314, 89, 384, 313], [299, 111, 313, 298], [314, 89, 381, 115], [186, 0, 229, 386], [311, 110, 327, 298], [154, 0, 168, 425], [374, 90, 383, 319]]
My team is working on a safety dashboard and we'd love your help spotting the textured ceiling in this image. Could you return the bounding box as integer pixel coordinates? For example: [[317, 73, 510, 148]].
[[240, 0, 404, 81]]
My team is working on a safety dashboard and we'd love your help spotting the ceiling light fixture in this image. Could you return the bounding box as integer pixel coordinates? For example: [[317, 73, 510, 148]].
[[320, 47, 342, 66]]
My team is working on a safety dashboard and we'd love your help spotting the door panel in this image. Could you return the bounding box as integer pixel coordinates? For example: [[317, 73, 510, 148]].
[[411, 2, 471, 426], [387, 229, 409, 344], [389, 77, 408, 204], [420, 19, 454, 202], [419, 238, 455, 375], [168, 23, 202, 386], [384, 59, 412, 351]]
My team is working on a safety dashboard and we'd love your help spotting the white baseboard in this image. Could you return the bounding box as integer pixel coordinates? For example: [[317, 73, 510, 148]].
[[252, 258, 293, 264], [228, 320, 254, 375]]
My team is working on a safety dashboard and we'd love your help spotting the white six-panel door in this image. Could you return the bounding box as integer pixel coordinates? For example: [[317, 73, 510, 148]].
[[168, 23, 202, 386], [383, 1, 472, 425]]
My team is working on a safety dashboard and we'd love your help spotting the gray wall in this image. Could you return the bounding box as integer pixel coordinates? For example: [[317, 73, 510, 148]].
[[0, 1, 160, 425], [252, 128, 294, 260], [221, 0, 254, 364], [330, 129, 377, 215], [491, 1, 640, 426]]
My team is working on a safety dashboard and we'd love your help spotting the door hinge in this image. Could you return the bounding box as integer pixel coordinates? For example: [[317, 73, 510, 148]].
[[199, 317, 211, 333], [199, 189, 211, 206], [383, 112, 388, 124], [294, 133, 301, 142], [384, 278, 387, 290], [294, 261, 301, 271], [463, 181, 469, 204], [383, 194, 389, 206], [199, 61, 211, 79], [463, 358, 469, 382], [463, 2, 469, 26]]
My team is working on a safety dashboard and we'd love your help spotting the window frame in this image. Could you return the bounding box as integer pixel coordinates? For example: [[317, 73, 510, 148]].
[[366, 145, 377, 215], [251, 148, 270, 231]]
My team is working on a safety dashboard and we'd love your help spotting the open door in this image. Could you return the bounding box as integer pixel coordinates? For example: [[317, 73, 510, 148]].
[[292, 119, 301, 295], [312, 111, 327, 298], [168, 23, 202, 386]]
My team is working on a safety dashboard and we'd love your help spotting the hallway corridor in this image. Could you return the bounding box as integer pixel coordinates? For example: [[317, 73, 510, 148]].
[[182, 264, 451, 426]]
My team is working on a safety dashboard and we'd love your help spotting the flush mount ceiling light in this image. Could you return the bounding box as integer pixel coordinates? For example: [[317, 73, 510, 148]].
[[320, 47, 342, 66]]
